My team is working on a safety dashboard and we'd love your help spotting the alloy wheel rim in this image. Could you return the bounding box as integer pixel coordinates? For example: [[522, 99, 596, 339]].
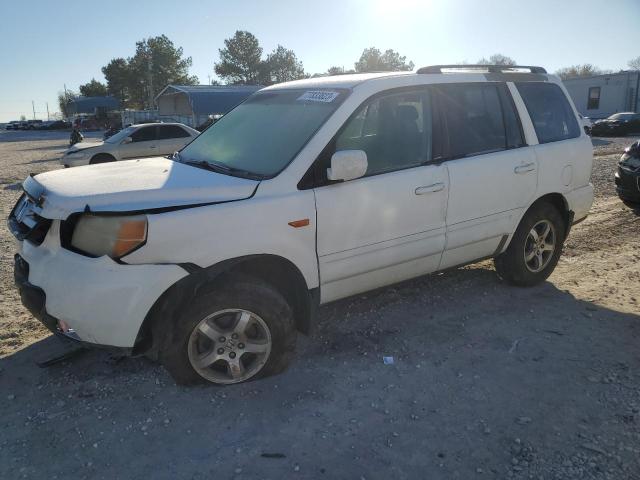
[[524, 219, 556, 273], [188, 309, 272, 384]]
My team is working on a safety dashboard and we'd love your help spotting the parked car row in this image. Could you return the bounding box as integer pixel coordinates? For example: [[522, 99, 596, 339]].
[[5, 120, 71, 130]]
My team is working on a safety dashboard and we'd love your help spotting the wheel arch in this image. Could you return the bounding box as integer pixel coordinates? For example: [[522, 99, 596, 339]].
[[132, 254, 319, 356], [89, 152, 117, 164], [501, 192, 573, 255]]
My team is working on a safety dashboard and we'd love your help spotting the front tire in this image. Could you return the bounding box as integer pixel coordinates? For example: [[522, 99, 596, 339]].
[[494, 202, 566, 287], [158, 277, 296, 385]]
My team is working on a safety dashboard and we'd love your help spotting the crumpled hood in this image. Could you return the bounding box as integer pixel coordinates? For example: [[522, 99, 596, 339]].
[[24, 157, 259, 219]]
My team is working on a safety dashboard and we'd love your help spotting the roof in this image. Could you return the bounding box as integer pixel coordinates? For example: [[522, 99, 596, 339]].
[[68, 96, 119, 114], [155, 84, 262, 116], [563, 70, 639, 83], [265, 65, 556, 90], [262, 72, 413, 91]]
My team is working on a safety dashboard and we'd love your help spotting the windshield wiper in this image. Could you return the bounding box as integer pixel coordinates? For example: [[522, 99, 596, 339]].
[[181, 158, 264, 180]]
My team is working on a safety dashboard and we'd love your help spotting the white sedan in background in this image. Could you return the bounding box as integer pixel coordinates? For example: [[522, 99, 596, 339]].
[[62, 123, 199, 167]]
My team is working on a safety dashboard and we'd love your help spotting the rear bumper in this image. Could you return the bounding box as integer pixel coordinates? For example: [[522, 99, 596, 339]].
[[565, 183, 594, 222]]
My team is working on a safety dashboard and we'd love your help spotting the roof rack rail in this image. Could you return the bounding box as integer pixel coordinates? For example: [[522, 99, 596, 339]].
[[417, 64, 547, 74]]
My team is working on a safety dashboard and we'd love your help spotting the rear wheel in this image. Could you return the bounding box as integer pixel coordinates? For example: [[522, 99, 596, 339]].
[[158, 277, 296, 385], [494, 202, 566, 286], [89, 153, 116, 164]]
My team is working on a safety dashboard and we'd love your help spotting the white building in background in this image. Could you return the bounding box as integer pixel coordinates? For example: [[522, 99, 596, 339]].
[[564, 71, 640, 119]]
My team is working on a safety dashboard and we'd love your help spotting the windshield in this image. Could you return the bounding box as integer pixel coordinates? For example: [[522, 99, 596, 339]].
[[105, 126, 136, 144], [609, 113, 635, 121], [178, 89, 348, 178]]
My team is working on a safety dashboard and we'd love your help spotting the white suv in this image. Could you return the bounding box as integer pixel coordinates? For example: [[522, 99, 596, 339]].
[[10, 65, 593, 385], [61, 122, 199, 167]]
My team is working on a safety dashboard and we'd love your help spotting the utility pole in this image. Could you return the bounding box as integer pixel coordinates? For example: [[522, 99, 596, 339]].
[[32, 101, 36, 120], [46, 102, 50, 121], [147, 49, 154, 110]]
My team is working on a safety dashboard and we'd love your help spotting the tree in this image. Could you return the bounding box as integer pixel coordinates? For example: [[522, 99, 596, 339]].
[[101, 35, 197, 109], [262, 45, 305, 84], [79, 78, 108, 97], [214, 31, 264, 85], [128, 35, 198, 108], [102, 58, 132, 106], [555, 64, 610, 80], [477, 54, 517, 66], [354, 48, 414, 72], [57, 89, 77, 118], [326, 66, 355, 76], [628, 56, 640, 70]]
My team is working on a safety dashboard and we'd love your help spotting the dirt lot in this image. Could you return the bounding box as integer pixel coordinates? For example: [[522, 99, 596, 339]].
[[0, 130, 639, 480]]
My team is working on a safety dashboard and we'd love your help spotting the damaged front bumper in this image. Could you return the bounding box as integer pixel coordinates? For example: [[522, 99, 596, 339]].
[[12, 220, 187, 351]]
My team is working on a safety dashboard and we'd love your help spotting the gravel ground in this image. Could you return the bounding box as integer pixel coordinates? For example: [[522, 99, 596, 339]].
[[0, 131, 639, 480]]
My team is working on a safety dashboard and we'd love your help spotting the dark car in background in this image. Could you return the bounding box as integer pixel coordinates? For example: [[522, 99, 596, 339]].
[[591, 112, 640, 137], [5, 121, 21, 130], [615, 141, 640, 207]]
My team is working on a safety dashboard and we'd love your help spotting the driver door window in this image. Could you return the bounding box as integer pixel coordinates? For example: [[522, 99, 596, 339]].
[[334, 91, 432, 177]]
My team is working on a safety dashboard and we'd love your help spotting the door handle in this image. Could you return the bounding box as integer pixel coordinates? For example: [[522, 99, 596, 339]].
[[150, 145, 157, 149], [514, 163, 536, 174], [415, 183, 445, 195]]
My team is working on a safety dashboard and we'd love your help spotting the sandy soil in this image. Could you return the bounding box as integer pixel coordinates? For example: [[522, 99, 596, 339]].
[[0, 130, 639, 479]]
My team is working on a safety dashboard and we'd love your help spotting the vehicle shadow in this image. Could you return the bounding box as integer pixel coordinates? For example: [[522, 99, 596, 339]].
[[2, 263, 638, 384], [0, 264, 638, 478], [17, 157, 62, 165], [19, 144, 69, 152]]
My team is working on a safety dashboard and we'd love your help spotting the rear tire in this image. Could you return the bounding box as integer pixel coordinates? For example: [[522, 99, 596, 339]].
[[494, 202, 566, 287], [158, 276, 296, 385], [89, 153, 116, 164]]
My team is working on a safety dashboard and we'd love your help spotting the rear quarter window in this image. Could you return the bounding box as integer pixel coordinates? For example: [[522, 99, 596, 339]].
[[516, 82, 580, 144]]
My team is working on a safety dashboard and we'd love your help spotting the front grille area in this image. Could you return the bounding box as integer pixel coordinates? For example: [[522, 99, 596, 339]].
[[7, 194, 52, 246]]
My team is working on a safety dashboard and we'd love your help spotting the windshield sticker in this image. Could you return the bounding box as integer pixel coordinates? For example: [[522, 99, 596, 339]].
[[297, 91, 340, 103]]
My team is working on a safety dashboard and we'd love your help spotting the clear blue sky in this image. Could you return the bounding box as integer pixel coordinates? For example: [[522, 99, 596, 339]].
[[1, 0, 639, 122]]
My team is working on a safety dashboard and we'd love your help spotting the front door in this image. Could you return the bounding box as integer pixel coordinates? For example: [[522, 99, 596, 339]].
[[433, 82, 538, 268], [119, 125, 158, 159], [312, 88, 449, 303]]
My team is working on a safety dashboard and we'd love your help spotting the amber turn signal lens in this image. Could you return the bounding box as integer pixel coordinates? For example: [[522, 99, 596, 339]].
[[288, 218, 310, 228], [112, 219, 148, 257]]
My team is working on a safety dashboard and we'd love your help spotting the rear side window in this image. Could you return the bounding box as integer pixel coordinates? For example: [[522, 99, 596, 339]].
[[435, 83, 522, 159], [516, 82, 580, 144], [159, 125, 190, 139], [131, 126, 157, 142]]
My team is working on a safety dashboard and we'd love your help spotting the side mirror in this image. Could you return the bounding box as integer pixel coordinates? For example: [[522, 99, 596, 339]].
[[122, 136, 133, 144], [327, 150, 368, 182]]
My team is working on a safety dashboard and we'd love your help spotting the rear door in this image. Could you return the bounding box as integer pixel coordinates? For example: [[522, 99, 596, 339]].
[[157, 125, 194, 155], [312, 88, 449, 302], [434, 82, 538, 268], [118, 125, 158, 159]]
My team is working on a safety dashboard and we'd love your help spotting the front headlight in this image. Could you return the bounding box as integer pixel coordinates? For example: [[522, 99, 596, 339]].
[[70, 214, 148, 259]]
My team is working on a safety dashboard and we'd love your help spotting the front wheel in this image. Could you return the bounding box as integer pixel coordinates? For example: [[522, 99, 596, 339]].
[[158, 277, 296, 385], [494, 203, 566, 287]]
